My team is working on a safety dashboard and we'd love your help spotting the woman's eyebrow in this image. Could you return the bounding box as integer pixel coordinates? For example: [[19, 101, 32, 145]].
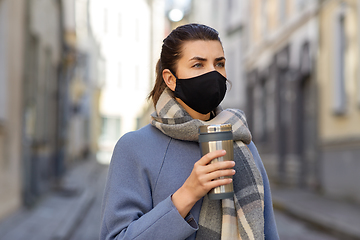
[[189, 56, 225, 62], [215, 57, 226, 62], [189, 56, 207, 62]]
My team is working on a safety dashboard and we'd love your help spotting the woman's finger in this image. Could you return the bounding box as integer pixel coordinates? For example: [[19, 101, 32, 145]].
[[201, 168, 235, 183], [203, 160, 235, 174], [196, 150, 226, 166], [204, 177, 233, 190]]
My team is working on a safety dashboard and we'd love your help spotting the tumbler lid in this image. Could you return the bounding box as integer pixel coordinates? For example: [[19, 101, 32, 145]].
[[198, 124, 232, 134]]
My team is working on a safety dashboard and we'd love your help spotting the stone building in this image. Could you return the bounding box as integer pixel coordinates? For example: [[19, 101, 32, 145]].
[[89, 0, 165, 163], [0, 0, 65, 218], [21, 0, 64, 206], [74, 0, 103, 159], [0, 0, 26, 221], [317, 0, 360, 203], [0, 0, 99, 221], [245, 0, 360, 203], [243, 0, 319, 189], [65, 0, 102, 162]]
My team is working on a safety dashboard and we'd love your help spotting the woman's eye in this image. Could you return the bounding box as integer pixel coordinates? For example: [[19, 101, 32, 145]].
[[192, 63, 203, 68], [216, 62, 225, 68]]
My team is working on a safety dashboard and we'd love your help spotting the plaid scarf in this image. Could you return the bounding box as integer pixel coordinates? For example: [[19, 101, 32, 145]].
[[151, 88, 265, 240]]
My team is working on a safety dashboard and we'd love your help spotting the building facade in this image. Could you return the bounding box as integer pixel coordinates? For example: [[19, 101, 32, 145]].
[[21, 0, 64, 206], [0, 0, 99, 221], [89, 0, 165, 164], [0, 0, 26, 221], [245, 0, 360, 203], [244, 0, 320, 189], [74, 0, 103, 158], [317, 0, 360, 202]]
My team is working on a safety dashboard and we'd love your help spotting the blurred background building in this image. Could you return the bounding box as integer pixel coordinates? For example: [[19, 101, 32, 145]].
[[317, 0, 360, 204], [89, 0, 165, 164], [0, 0, 101, 218], [243, 0, 360, 204], [0, 0, 166, 223], [0, 0, 26, 221], [242, 0, 320, 190]]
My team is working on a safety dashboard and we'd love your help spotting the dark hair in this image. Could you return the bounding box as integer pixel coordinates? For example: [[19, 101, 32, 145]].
[[148, 23, 222, 107]]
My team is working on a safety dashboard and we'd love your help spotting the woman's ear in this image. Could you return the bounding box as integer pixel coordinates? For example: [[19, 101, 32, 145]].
[[162, 69, 176, 91]]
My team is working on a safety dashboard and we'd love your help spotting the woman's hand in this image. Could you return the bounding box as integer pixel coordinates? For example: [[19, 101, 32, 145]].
[[171, 150, 235, 218]]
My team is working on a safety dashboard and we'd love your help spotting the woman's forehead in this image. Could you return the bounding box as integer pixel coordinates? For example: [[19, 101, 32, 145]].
[[181, 40, 224, 59]]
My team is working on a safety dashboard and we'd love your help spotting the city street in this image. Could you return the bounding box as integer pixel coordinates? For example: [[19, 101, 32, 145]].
[[64, 161, 345, 240], [0, 158, 108, 240], [68, 163, 345, 240], [69, 165, 344, 240], [275, 210, 339, 240], [68, 162, 108, 240], [0, 157, 354, 240]]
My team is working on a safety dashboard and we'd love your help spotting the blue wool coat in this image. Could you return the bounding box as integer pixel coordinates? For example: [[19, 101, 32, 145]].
[[100, 124, 279, 240]]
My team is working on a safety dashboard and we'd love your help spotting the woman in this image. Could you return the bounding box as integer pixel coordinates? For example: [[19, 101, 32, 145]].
[[100, 23, 279, 240]]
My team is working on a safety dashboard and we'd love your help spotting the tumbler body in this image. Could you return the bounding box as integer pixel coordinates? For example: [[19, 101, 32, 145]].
[[198, 124, 234, 200]]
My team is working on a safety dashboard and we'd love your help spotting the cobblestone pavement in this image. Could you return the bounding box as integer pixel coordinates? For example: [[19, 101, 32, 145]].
[[69, 163, 108, 240], [275, 209, 340, 240], [0, 158, 108, 240], [272, 187, 360, 240], [1, 157, 359, 240]]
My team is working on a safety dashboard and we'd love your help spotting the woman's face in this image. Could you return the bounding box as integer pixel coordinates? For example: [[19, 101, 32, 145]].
[[176, 40, 226, 80], [162, 40, 226, 120], [163, 40, 226, 92]]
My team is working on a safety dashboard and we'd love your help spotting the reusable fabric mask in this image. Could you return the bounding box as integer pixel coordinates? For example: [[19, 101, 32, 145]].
[[171, 70, 227, 114]]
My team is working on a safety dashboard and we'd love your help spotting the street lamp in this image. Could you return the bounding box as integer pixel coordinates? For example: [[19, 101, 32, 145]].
[[168, 8, 184, 22]]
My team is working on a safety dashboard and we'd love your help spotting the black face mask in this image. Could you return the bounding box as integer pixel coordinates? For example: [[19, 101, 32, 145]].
[[172, 70, 227, 114]]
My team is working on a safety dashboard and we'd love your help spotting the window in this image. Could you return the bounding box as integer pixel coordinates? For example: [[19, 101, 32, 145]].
[[135, 19, 139, 41], [100, 116, 121, 141], [278, 0, 286, 25], [296, 0, 306, 11], [118, 13, 122, 37], [253, 80, 266, 141], [134, 65, 139, 89], [35, 48, 52, 142], [118, 63, 122, 88], [261, 0, 268, 37], [98, 59, 106, 86], [104, 8, 108, 34], [333, 7, 347, 115], [0, 2, 7, 122]]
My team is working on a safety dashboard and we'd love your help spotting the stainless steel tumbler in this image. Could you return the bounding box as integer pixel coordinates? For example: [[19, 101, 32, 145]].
[[198, 124, 234, 200]]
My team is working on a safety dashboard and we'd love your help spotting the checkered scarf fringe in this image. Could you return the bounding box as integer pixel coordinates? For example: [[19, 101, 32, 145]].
[[151, 88, 265, 240]]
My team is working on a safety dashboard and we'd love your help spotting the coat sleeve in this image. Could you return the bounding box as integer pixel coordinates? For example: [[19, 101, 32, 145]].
[[100, 132, 198, 240], [248, 142, 280, 240]]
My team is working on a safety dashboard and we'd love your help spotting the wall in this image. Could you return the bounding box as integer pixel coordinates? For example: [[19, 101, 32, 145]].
[[89, 0, 163, 164], [243, 0, 320, 187], [0, 0, 26, 220], [318, 0, 360, 202]]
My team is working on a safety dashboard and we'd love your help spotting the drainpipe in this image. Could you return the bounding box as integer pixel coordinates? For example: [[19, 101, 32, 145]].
[[357, 0, 360, 107], [54, 0, 66, 187]]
